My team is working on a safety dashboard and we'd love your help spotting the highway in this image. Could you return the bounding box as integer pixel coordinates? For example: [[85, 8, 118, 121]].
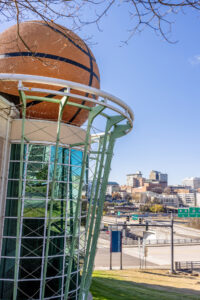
[[95, 232, 200, 269], [94, 216, 200, 270]]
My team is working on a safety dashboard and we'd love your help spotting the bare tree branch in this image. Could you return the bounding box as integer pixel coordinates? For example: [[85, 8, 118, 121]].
[[0, 0, 199, 43]]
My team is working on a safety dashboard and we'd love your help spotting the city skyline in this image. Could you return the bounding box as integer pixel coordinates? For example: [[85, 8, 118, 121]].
[[110, 169, 200, 187]]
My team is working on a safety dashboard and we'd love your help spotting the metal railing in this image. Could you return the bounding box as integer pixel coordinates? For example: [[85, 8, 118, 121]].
[[0, 73, 134, 132], [175, 261, 200, 272], [123, 237, 200, 245]]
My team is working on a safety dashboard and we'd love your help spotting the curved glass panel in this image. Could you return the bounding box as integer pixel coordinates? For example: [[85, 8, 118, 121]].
[[0, 143, 88, 300]]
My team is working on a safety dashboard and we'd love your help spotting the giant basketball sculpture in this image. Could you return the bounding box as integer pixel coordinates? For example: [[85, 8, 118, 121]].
[[0, 21, 133, 300], [0, 21, 100, 125]]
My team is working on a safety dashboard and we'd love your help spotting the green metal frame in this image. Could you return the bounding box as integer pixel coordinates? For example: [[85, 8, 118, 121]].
[[7, 80, 132, 300], [79, 121, 131, 300], [64, 105, 105, 299], [13, 90, 26, 300], [78, 116, 124, 298], [41, 94, 69, 299]]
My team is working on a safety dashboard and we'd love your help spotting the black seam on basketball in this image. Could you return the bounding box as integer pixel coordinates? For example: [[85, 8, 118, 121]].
[[68, 44, 94, 124], [0, 52, 99, 82], [26, 21, 96, 63], [44, 23, 96, 63], [1, 50, 98, 123]]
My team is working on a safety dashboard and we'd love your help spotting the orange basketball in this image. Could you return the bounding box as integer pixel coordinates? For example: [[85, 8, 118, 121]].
[[0, 21, 100, 126]]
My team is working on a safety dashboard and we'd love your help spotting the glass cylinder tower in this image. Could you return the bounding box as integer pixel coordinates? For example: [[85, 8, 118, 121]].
[[0, 74, 133, 300]]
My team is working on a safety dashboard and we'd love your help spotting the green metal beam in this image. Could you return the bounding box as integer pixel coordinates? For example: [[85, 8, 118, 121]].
[[78, 133, 110, 299], [26, 95, 60, 104], [78, 116, 126, 300], [41, 95, 69, 299], [26, 95, 92, 111], [83, 122, 131, 300], [84, 137, 103, 238], [69, 142, 85, 147], [13, 90, 27, 300], [64, 105, 104, 300], [89, 150, 102, 154], [67, 101, 92, 111]]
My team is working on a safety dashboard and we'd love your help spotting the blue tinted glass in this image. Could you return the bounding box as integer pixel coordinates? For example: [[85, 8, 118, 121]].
[[71, 149, 82, 166], [51, 146, 69, 164]]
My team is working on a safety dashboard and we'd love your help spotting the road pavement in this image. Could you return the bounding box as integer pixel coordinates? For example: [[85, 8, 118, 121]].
[[94, 236, 158, 269], [94, 233, 200, 269]]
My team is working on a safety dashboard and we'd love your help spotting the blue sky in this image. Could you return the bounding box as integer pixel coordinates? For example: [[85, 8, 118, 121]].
[[0, 4, 200, 186], [79, 6, 200, 186]]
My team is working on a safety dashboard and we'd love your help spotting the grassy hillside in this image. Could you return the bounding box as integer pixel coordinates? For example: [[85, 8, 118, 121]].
[[90, 270, 200, 300]]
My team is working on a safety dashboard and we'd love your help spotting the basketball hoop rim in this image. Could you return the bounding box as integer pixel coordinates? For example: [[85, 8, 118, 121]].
[[0, 73, 134, 133]]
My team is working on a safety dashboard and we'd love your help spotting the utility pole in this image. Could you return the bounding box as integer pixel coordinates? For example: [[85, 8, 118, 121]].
[[120, 230, 122, 270], [194, 191, 197, 207], [138, 237, 141, 269], [110, 227, 112, 270], [170, 213, 174, 273]]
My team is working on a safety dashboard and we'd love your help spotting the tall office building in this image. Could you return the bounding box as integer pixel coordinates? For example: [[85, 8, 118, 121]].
[[127, 171, 143, 187], [182, 177, 200, 189], [149, 170, 168, 184]]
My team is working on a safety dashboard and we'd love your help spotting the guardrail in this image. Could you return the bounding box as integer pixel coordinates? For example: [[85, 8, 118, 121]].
[[175, 261, 200, 272], [123, 237, 200, 246]]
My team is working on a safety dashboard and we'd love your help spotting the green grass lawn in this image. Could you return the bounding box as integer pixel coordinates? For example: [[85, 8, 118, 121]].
[[90, 270, 200, 300]]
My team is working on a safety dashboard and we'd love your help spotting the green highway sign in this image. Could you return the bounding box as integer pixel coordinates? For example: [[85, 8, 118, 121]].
[[132, 214, 138, 220], [196, 207, 200, 217], [189, 207, 196, 218], [190, 207, 200, 217], [189, 207, 200, 217], [178, 207, 200, 218], [178, 208, 189, 218]]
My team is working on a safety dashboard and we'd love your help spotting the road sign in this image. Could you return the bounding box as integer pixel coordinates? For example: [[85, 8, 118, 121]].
[[189, 207, 200, 218], [195, 207, 200, 217], [111, 231, 122, 252], [189, 207, 196, 218], [132, 214, 138, 220], [178, 207, 200, 218], [178, 208, 189, 218]]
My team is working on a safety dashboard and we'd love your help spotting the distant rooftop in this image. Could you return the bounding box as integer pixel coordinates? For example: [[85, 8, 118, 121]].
[[127, 171, 142, 176], [183, 177, 200, 180], [107, 181, 119, 186], [150, 170, 167, 174]]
